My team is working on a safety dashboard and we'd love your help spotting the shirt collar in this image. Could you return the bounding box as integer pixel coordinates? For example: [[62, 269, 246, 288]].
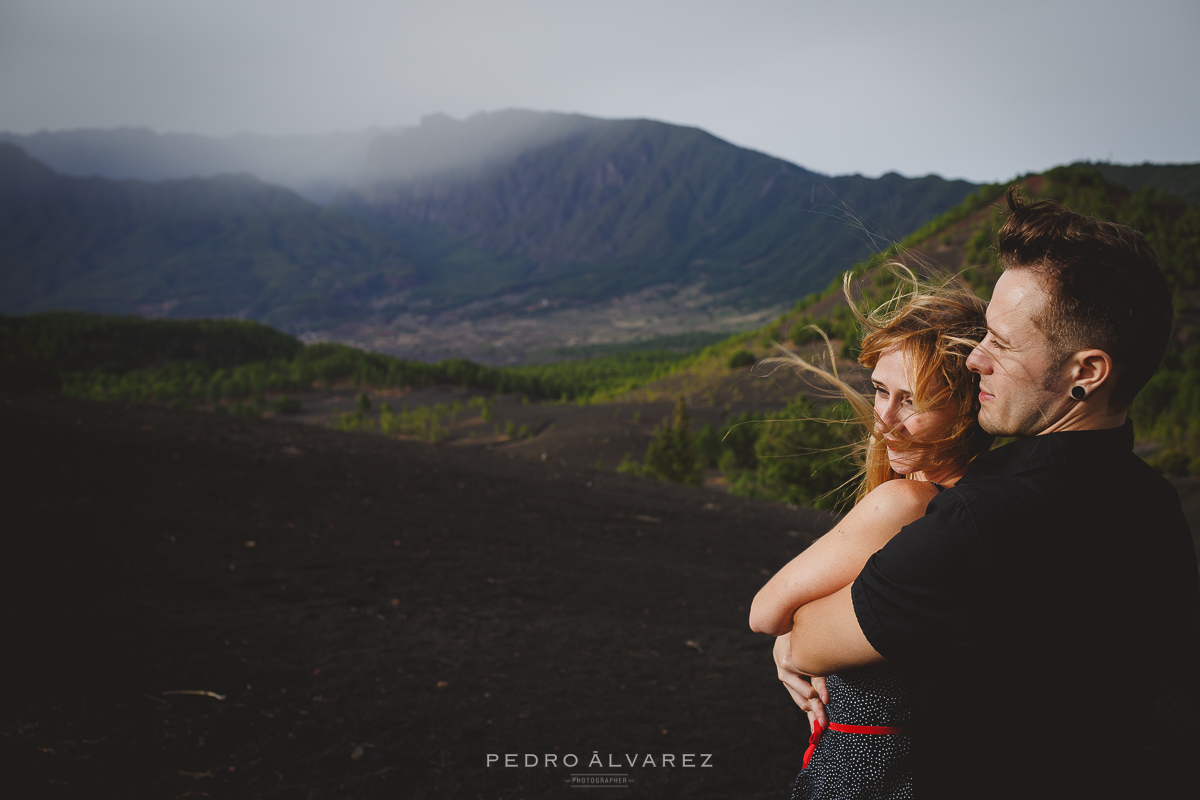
[[962, 420, 1135, 483]]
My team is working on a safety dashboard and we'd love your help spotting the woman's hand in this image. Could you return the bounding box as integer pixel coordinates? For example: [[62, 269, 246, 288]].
[[773, 632, 829, 730]]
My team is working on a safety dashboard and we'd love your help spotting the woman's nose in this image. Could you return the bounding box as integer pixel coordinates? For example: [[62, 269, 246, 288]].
[[877, 398, 901, 430]]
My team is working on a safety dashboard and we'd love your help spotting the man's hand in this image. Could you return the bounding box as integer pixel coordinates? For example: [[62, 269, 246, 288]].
[[773, 632, 829, 730]]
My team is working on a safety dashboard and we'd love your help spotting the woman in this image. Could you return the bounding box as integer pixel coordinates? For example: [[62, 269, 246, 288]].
[[749, 268, 991, 799]]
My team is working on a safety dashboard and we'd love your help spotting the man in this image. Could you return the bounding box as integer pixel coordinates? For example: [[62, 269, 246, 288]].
[[778, 189, 1199, 798]]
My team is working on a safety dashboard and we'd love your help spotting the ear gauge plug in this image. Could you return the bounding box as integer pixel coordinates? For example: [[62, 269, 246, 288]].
[[1071, 385, 1086, 400]]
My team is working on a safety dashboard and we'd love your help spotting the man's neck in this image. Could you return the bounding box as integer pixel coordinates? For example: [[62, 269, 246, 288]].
[[1037, 407, 1128, 436]]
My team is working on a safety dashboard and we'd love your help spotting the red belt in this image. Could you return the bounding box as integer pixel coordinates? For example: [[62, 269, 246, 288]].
[[802, 722, 911, 769]]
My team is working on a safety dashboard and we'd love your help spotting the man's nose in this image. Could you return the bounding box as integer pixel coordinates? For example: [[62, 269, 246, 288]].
[[966, 345, 988, 374]]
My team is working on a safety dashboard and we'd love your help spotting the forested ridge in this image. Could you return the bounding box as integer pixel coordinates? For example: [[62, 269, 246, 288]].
[[0, 312, 692, 407]]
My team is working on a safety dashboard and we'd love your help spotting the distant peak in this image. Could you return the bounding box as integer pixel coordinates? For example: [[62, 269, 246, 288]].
[[419, 112, 458, 127]]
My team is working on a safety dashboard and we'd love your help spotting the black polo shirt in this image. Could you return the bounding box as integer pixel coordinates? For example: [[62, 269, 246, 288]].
[[852, 422, 1199, 798]]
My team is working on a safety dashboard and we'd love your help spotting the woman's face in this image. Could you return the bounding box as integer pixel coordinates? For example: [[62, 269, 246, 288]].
[[871, 345, 957, 476]]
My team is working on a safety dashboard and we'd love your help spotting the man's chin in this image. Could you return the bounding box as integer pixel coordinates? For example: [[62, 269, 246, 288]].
[[979, 413, 1041, 439], [977, 413, 1015, 439]]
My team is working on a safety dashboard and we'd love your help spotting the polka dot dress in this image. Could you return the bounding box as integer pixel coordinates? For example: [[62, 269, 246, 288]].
[[789, 665, 913, 800]]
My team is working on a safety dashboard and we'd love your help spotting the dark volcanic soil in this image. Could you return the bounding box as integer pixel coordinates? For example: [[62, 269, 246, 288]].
[[3, 392, 840, 799]]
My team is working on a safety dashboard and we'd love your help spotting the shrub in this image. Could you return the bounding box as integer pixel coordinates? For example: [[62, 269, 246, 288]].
[[231, 401, 259, 417], [734, 397, 858, 511], [270, 396, 302, 415], [791, 325, 823, 346], [469, 395, 495, 421], [616, 453, 642, 476], [336, 410, 375, 431], [1151, 449, 1191, 476], [694, 424, 722, 469], [728, 350, 757, 369], [719, 411, 764, 473], [641, 397, 703, 487]]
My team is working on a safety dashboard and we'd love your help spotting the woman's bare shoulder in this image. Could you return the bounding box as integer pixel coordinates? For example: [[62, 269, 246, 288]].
[[851, 479, 942, 527]]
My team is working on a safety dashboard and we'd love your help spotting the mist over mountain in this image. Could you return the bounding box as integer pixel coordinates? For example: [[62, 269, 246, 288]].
[[338, 110, 980, 311], [0, 126, 404, 203], [0, 114, 610, 204], [363, 111, 605, 183], [0, 112, 987, 356], [0, 143, 416, 327]]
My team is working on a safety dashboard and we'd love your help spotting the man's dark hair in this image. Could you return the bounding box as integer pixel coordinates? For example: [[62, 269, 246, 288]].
[[996, 186, 1173, 410]]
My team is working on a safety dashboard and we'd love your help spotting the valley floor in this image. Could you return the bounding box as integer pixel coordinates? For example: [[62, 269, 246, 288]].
[[305, 284, 785, 365]]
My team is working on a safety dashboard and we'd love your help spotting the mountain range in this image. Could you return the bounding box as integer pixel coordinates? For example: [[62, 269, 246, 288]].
[[0, 125, 400, 203], [344, 111, 980, 313], [0, 144, 416, 329], [3, 111, 1197, 359]]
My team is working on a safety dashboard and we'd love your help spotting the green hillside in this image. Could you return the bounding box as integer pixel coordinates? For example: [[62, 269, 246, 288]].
[[0, 143, 417, 329], [633, 165, 1200, 480], [1077, 161, 1200, 206]]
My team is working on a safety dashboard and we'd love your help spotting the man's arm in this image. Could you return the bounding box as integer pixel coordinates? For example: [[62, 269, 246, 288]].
[[790, 488, 978, 675], [789, 583, 884, 676]]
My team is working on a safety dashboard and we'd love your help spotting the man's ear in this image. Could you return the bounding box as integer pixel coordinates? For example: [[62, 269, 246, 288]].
[[1069, 349, 1114, 397]]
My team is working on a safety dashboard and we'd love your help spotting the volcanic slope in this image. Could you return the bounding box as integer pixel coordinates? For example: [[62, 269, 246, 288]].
[[5, 391, 840, 798]]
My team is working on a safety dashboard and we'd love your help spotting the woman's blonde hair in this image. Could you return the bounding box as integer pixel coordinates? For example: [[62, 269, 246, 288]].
[[774, 265, 993, 502]]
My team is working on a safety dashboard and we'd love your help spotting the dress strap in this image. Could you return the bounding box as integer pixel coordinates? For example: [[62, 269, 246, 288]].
[[930, 482, 945, 492]]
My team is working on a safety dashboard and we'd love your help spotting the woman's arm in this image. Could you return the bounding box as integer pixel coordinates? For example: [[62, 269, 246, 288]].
[[748, 479, 939, 635]]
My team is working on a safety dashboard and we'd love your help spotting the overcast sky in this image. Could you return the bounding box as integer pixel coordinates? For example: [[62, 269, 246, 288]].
[[1, 0, 1196, 183]]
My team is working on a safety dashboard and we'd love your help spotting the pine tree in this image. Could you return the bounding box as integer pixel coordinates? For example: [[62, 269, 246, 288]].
[[642, 397, 703, 487]]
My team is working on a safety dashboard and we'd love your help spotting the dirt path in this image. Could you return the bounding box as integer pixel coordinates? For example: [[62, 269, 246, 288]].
[[4, 392, 840, 798]]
